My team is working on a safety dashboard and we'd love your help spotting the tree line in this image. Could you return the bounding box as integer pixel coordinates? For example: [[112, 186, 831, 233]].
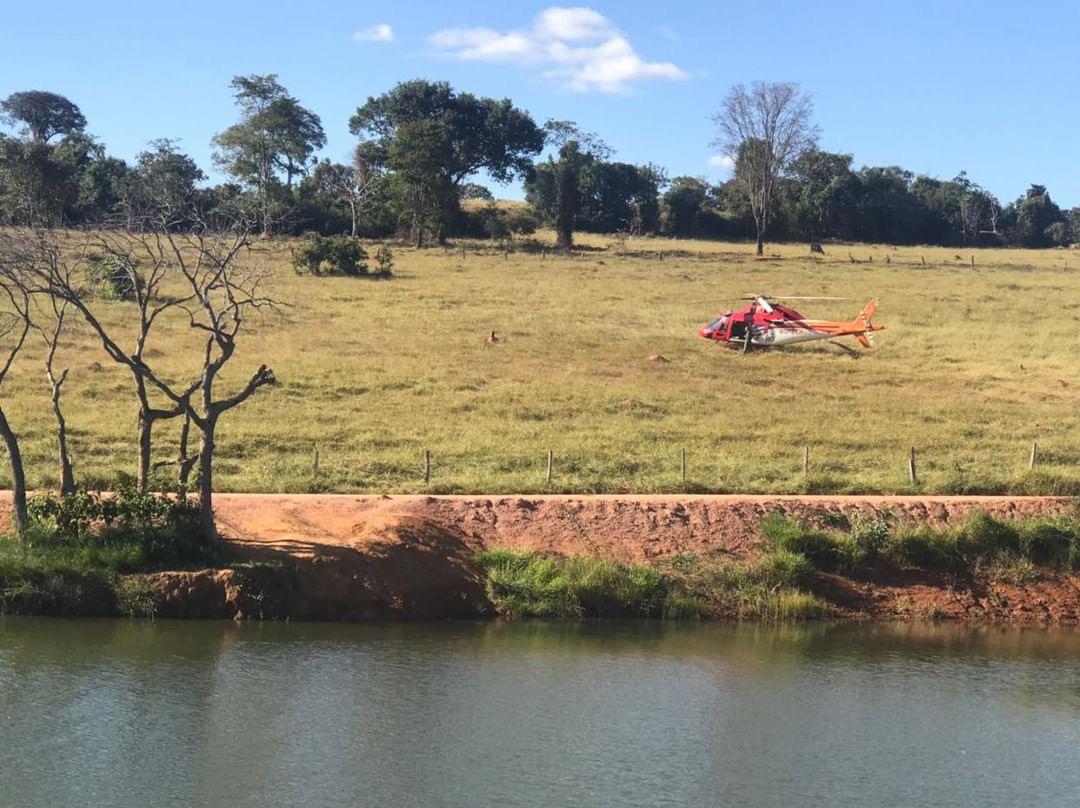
[[1, 79, 1077, 251]]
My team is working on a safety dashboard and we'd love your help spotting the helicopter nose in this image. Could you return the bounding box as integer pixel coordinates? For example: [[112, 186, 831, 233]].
[[698, 325, 712, 339]]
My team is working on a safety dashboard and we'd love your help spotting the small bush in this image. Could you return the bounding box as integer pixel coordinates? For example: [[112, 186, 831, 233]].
[[958, 511, 1020, 560], [87, 254, 139, 301], [760, 514, 845, 572], [849, 512, 891, 559], [26, 488, 217, 569], [1018, 519, 1076, 568], [292, 233, 369, 276], [750, 549, 814, 589], [886, 526, 962, 572], [115, 575, 158, 618], [986, 555, 1039, 586], [373, 245, 394, 278]]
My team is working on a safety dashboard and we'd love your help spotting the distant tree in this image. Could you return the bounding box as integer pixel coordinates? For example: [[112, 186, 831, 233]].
[[311, 154, 383, 237], [712, 82, 817, 255], [123, 139, 205, 228], [1009, 184, 1064, 247], [787, 149, 858, 243], [661, 176, 709, 236], [349, 80, 544, 245], [1, 91, 86, 145], [525, 121, 610, 249], [0, 136, 69, 225], [460, 183, 494, 201], [853, 166, 922, 244], [213, 74, 326, 234]]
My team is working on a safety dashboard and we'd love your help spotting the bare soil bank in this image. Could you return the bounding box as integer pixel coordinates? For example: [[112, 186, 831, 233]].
[[136, 493, 1080, 623]]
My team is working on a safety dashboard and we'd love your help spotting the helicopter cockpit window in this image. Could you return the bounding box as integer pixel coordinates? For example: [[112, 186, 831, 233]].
[[708, 315, 729, 332]]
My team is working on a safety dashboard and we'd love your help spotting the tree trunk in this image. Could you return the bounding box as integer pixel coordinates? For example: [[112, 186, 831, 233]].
[[349, 199, 358, 237], [0, 407, 28, 538], [755, 232, 765, 256], [197, 418, 217, 539], [137, 408, 152, 494], [52, 393, 75, 496]]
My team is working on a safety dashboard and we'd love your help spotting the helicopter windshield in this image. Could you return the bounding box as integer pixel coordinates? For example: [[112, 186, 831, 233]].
[[708, 314, 731, 332]]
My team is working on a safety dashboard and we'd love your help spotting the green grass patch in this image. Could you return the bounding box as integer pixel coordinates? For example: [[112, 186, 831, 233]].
[[759, 510, 1080, 579], [475, 548, 830, 622]]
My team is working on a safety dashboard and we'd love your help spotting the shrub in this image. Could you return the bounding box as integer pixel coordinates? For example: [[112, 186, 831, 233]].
[[87, 254, 139, 301], [750, 549, 814, 589], [849, 512, 891, 560], [291, 233, 369, 276], [986, 555, 1039, 586], [1018, 519, 1077, 568], [373, 245, 394, 278], [760, 514, 845, 572], [957, 511, 1020, 560], [26, 488, 216, 569], [885, 526, 962, 571]]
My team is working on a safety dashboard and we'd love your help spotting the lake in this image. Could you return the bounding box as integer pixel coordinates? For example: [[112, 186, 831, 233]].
[[1, 618, 1078, 807]]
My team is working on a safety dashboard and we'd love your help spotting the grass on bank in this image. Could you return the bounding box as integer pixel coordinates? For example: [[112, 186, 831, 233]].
[[473, 509, 1080, 621], [2, 232, 1078, 496]]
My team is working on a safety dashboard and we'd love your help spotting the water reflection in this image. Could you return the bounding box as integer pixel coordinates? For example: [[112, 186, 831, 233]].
[[1, 618, 1079, 807]]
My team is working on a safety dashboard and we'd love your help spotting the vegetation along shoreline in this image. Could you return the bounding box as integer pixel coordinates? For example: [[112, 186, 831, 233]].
[[2, 493, 1078, 624]]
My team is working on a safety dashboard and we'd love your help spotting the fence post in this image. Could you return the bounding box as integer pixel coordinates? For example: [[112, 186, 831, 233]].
[[313, 446, 320, 478], [803, 446, 810, 475], [971, 255, 975, 269], [1030, 442, 1038, 470], [423, 449, 431, 483], [680, 448, 686, 485], [546, 450, 553, 484], [908, 447, 917, 485]]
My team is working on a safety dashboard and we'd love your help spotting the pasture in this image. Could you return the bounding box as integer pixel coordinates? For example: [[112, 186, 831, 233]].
[[2, 233, 1078, 495]]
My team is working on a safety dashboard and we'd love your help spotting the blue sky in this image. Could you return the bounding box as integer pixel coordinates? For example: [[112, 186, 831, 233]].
[[2, 0, 1077, 206]]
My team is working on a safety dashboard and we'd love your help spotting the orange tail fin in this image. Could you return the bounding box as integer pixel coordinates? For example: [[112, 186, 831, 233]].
[[854, 299, 880, 348]]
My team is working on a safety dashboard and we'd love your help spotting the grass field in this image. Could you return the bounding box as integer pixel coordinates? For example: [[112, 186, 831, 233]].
[[2, 231, 1079, 495]]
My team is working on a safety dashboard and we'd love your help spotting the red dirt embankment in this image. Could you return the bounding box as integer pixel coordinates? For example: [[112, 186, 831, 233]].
[[145, 493, 1080, 623]]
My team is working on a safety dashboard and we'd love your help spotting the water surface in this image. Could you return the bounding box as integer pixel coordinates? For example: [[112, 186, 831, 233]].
[[1, 618, 1078, 807]]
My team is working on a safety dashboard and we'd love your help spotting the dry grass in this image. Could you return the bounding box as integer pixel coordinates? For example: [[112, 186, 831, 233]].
[[2, 230, 1078, 494]]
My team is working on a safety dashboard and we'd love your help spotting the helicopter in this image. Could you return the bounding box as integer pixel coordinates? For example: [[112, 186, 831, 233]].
[[698, 295, 884, 352]]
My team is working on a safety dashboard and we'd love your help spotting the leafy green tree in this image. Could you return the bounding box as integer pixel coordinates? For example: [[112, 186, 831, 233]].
[[1, 91, 86, 144], [661, 177, 709, 236], [349, 80, 544, 245], [0, 136, 69, 224], [525, 121, 610, 249], [1008, 184, 1064, 247], [123, 139, 205, 227], [788, 150, 858, 242], [213, 74, 326, 233]]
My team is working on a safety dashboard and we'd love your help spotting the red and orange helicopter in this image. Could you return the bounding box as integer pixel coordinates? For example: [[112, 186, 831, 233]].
[[699, 295, 884, 352]]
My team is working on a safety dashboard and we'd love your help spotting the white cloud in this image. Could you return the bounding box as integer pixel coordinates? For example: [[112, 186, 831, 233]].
[[428, 7, 688, 93], [354, 23, 394, 43], [708, 154, 735, 170]]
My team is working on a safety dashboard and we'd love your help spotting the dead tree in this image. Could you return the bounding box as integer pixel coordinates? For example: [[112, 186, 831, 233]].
[[712, 83, 818, 256], [159, 219, 277, 537], [18, 230, 197, 493], [0, 263, 32, 537], [35, 295, 76, 494]]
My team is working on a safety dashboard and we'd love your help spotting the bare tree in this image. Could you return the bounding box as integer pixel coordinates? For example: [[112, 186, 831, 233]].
[[36, 295, 76, 494], [0, 255, 32, 536], [712, 82, 818, 256], [314, 153, 383, 237], [16, 214, 277, 538]]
